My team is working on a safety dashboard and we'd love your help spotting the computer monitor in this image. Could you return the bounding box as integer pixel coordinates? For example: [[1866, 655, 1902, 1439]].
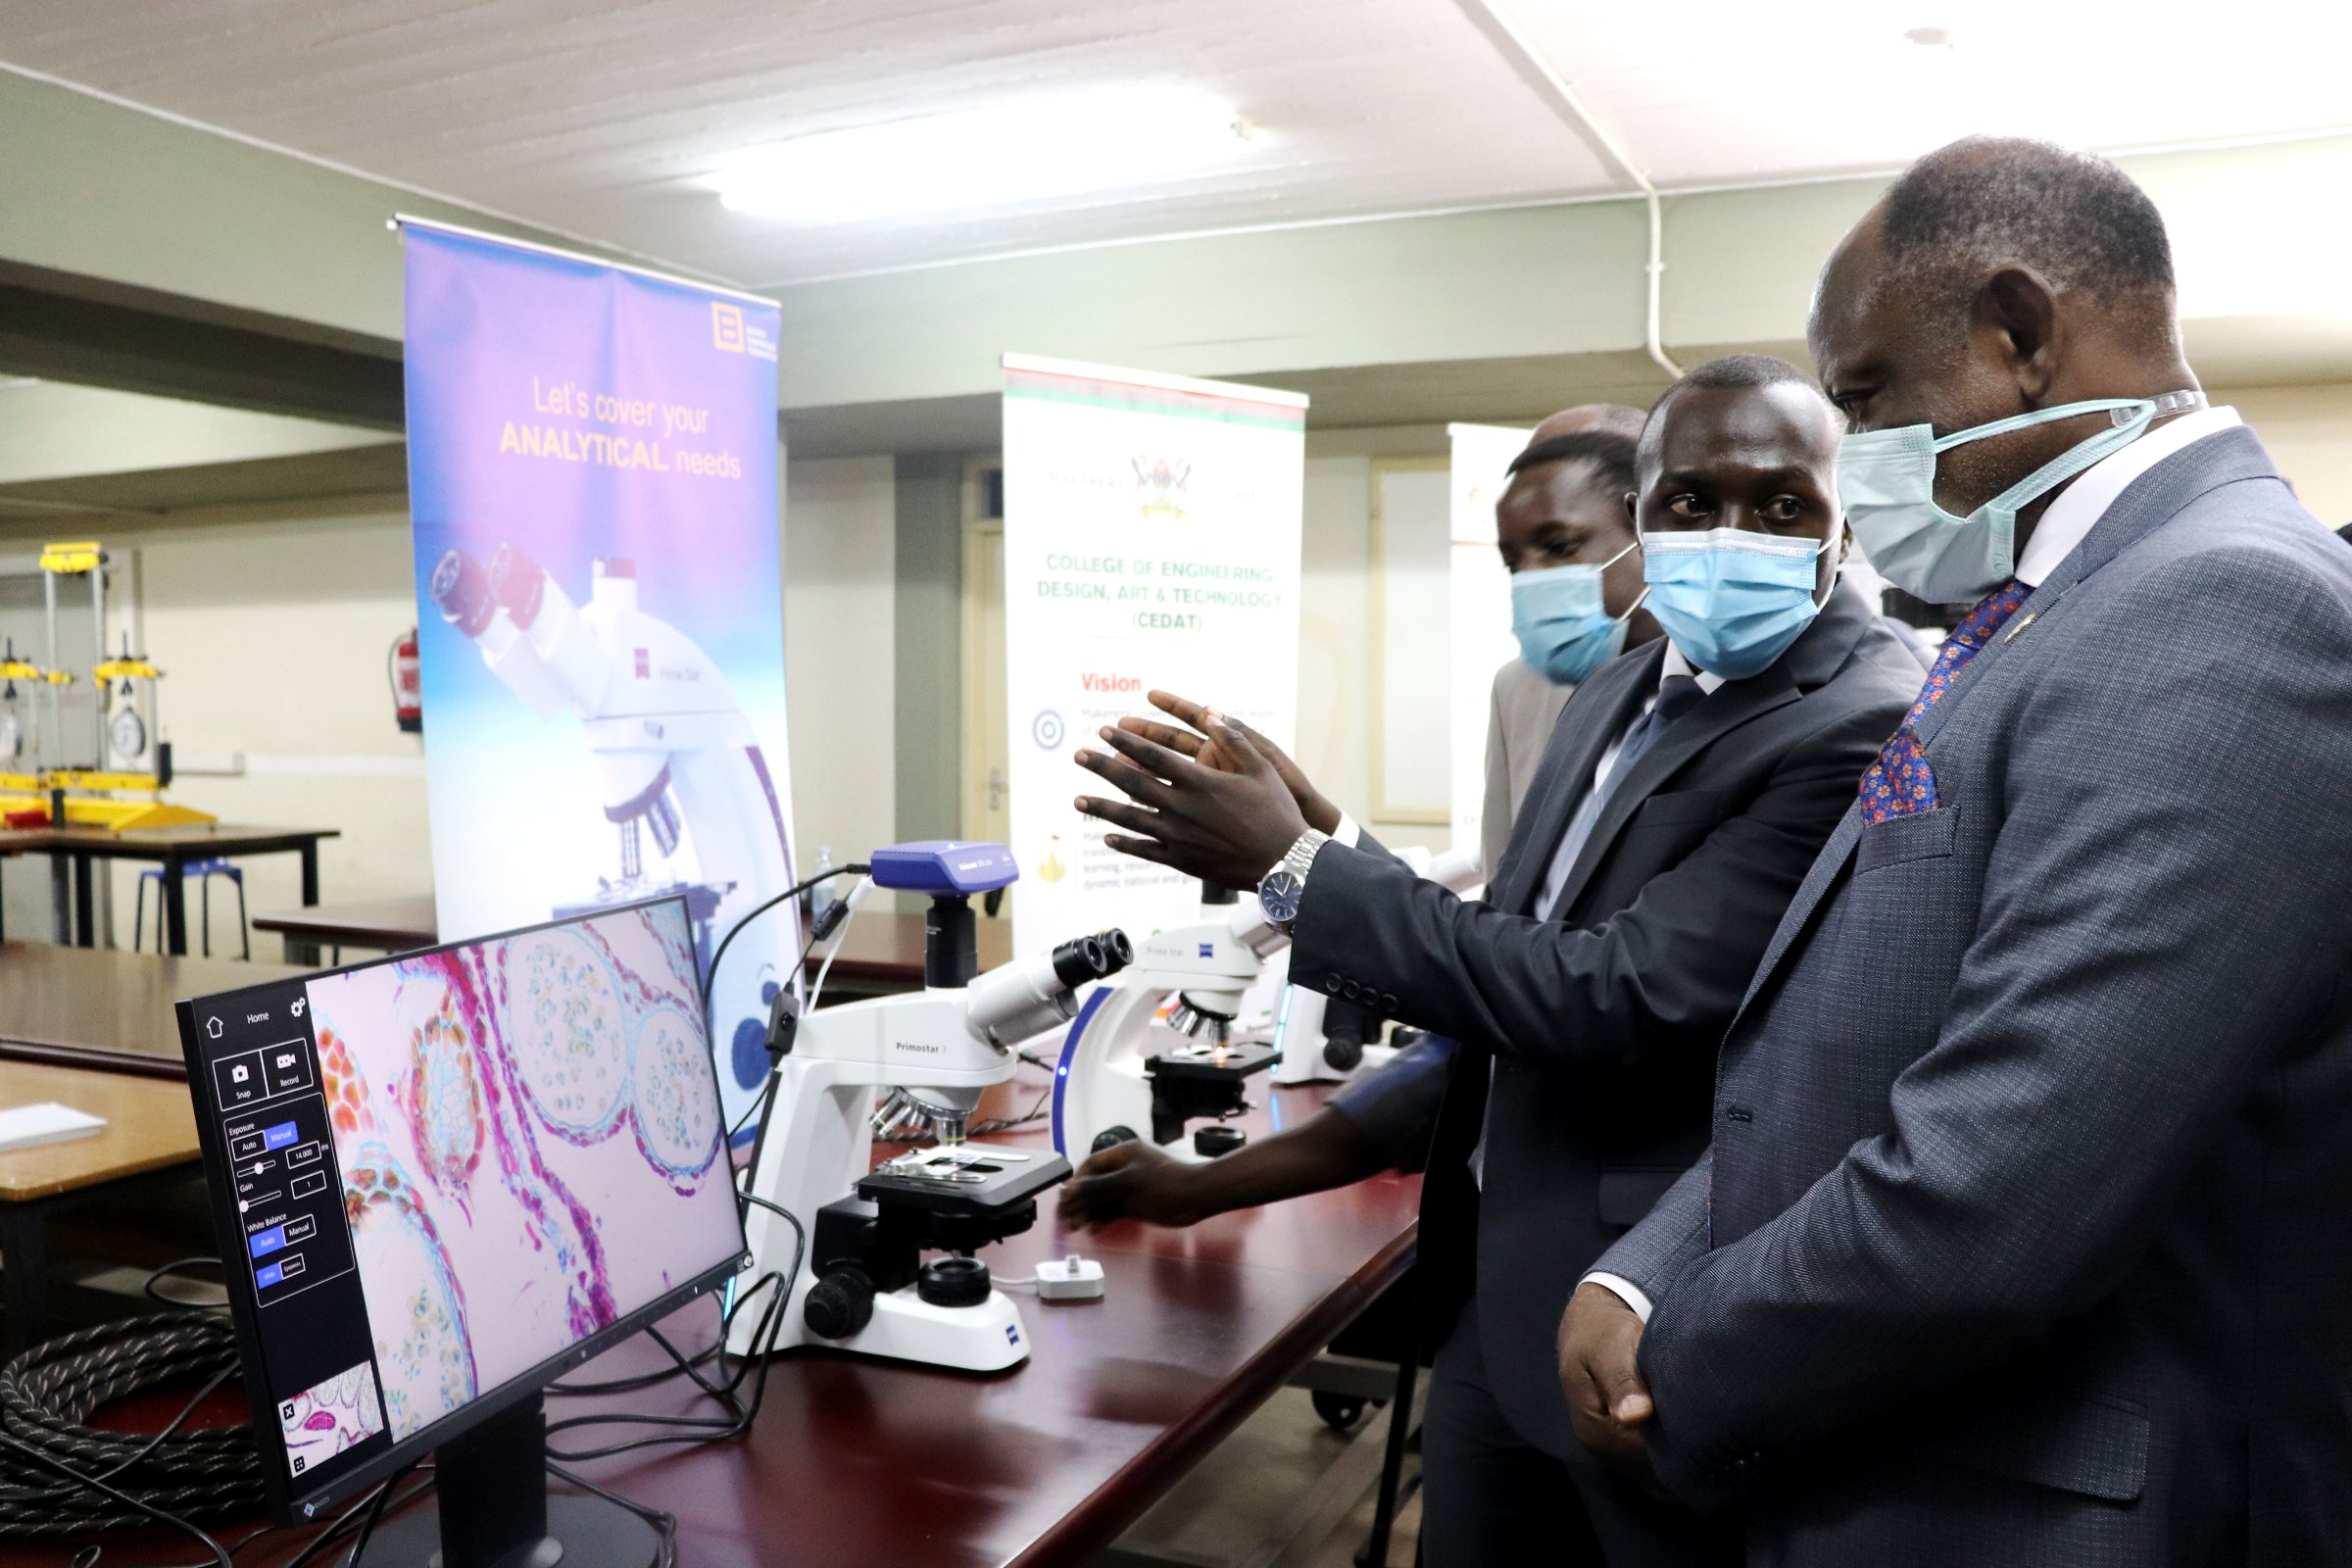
[[178, 896, 748, 1568]]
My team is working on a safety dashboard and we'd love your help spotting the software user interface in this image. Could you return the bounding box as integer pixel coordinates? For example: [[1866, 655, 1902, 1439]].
[[185, 901, 743, 1500]]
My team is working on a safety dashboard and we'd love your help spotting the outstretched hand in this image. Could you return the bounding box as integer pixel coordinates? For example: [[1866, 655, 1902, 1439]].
[[1114, 692, 1343, 835], [1074, 702, 1311, 891]]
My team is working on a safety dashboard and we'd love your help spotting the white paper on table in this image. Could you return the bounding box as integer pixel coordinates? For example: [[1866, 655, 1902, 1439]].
[[0, 1102, 107, 1153]]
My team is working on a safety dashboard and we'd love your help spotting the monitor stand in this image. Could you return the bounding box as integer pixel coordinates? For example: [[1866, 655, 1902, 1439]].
[[356, 1395, 658, 1568]]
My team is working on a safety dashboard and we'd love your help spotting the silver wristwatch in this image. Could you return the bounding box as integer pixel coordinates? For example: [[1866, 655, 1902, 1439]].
[[1255, 828, 1330, 934]]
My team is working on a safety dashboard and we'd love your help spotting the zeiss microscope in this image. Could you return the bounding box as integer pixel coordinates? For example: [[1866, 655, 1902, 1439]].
[[1051, 847, 1484, 1160], [732, 842, 1130, 1372], [430, 545, 796, 1100]]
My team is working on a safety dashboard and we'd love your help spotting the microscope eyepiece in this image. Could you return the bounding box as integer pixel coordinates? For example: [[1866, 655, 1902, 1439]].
[[1048, 928, 1133, 989]]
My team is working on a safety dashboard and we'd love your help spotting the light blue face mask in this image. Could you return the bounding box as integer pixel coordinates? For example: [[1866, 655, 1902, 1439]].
[[1640, 527, 1830, 680], [1509, 542, 1644, 686], [1837, 390, 2205, 604]]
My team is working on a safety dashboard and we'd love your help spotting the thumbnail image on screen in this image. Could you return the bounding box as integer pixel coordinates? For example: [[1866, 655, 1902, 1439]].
[[307, 901, 741, 1442], [277, 1362, 385, 1480]]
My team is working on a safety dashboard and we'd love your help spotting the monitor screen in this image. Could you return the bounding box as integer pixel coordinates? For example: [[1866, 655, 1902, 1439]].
[[178, 897, 747, 1517]]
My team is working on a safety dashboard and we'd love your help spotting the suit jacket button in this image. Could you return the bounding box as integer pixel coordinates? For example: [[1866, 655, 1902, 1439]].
[[1380, 992, 1398, 1011], [1342, 981, 1361, 1002], [1323, 975, 1342, 995]]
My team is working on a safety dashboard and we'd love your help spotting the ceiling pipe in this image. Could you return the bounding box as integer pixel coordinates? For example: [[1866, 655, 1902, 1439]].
[[1461, 0, 1684, 380]]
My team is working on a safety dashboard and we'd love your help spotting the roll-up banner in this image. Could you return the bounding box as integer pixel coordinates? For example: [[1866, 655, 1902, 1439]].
[[1001, 354, 1306, 952], [1447, 422, 1532, 863], [400, 218, 796, 1143]]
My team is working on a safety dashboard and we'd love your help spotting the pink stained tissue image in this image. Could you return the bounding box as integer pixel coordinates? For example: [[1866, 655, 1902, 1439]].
[[308, 903, 743, 1443], [277, 1362, 386, 1478]]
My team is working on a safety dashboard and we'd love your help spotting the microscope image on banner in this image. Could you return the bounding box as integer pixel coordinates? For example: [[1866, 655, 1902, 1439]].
[[402, 221, 798, 1142]]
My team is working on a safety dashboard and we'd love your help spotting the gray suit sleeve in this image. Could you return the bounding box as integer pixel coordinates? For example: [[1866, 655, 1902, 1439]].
[[1636, 550, 2352, 1506], [1592, 1150, 1712, 1303]]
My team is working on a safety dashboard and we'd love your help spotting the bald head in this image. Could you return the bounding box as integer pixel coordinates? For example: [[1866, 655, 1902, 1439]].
[[1808, 136, 2199, 532], [1531, 403, 1645, 444]]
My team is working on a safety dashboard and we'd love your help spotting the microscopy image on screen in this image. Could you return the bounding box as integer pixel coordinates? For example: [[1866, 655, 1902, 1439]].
[[307, 902, 742, 1442], [277, 1361, 385, 1480]]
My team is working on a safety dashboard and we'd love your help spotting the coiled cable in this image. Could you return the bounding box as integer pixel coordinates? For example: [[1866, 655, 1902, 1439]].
[[0, 1312, 263, 1537]]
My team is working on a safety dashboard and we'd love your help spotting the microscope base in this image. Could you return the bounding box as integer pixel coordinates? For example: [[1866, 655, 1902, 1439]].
[[836, 1285, 1032, 1372]]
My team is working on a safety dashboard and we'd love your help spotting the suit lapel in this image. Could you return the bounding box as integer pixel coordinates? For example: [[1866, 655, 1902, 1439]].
[[1545, 586, 1876, 919], [1730, 806, 1862, 1028], [1544, 666, 1800, 917], [1492, 645, 1661, 916]]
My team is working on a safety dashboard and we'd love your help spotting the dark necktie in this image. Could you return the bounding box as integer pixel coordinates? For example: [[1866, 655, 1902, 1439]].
[[1858, 580, 2029, 824]]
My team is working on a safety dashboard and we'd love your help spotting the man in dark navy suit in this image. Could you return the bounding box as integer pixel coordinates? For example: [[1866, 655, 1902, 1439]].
[[1060, 361, 1921, 1566]]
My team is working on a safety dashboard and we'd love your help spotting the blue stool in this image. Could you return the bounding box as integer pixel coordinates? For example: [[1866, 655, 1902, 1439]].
[[133, 859, 249, 958]]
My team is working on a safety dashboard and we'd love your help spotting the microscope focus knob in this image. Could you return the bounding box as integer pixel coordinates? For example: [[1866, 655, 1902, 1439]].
[[1322, 1035, 1364, 1073], [1194, 1125, 1248, 1158], [1091, 1125, 1140, 1154], [916, 1256, 993, 1309], [804, 1265, 876, 1339]]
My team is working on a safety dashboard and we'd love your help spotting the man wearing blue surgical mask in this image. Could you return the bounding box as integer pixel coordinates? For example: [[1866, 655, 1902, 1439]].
[[1565, 137, 2352, 1564], [1061, 358, 1920, 1566], [1488, 414, 1660, 877]]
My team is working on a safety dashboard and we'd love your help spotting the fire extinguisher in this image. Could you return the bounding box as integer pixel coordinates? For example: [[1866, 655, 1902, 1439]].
[[389, 627, 422, 733]]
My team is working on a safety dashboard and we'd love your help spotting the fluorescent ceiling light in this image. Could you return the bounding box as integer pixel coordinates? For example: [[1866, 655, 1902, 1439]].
[[713, 87, 1252, 223]]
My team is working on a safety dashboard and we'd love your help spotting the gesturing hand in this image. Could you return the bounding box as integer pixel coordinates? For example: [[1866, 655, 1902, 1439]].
[[1058, 1139, 1209, 1230], [1073, 705, 1310, 891], [1559, 1282, 1657, 1475], [1115, 691, 1343, 835]]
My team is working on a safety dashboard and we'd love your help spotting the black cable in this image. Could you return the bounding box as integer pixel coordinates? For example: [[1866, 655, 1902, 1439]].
[[546, 1461, 678, 1568], [544, 1197, 805, 1462], [0, 1314, 261, 1537], [0, 1430, 232, 1567], [337, 1460, 412, 1568], [702, 861, 867, 1041], [141, 1256, 225, 1311]]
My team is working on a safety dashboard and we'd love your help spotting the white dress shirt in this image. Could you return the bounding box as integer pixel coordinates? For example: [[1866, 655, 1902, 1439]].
[[1583, 399, 2244, 1326]]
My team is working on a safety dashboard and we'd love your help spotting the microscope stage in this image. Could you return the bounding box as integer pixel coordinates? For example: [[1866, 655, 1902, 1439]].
[[858, 1142, 1073, 1217], [1144, 1040, 1281, 1083]]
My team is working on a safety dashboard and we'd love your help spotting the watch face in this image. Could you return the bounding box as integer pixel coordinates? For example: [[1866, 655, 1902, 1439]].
[[1257, 869, 1303, 924]]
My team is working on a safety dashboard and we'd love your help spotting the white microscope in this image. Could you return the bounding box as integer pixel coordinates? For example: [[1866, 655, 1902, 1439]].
[[731, 841, 1131, 1372], [429, 544, 797, 1103], [1052, 847, 1483, 1161]]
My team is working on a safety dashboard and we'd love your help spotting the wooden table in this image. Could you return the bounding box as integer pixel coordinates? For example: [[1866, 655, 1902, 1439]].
[[0, 824, 340, 956], [0, 943, 313, 1080], [0, 1059, 203, 1351], [20, 1075, 1423, 1567], [813, 908, 1015, 997], [251, 893, 436, 965]]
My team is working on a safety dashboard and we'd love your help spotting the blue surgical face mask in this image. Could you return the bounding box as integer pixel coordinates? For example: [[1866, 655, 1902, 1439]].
[[1510, 543, 1643, 686], [1640, 527, 1830, 680], [1837, 390, 2204, 604]]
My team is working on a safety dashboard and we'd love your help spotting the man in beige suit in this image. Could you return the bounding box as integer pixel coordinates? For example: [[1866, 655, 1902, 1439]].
[[1480, 404, 1657, 874]]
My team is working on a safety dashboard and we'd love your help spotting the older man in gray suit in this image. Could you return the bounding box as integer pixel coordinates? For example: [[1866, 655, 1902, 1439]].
[[1561, 137, 2352, 1562]]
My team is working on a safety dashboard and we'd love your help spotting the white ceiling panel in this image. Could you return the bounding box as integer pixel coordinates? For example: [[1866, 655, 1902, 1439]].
[[1506, 0, 2352, 187], [0, 0, 1615, 284], [4, 0, 2347, 288]]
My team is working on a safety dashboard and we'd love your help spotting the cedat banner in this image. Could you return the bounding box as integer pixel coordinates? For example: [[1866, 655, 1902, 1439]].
[[1447, 422, 1533, 865], [401, 219, 796, 1143], [1001, 354, 1306, 952]]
